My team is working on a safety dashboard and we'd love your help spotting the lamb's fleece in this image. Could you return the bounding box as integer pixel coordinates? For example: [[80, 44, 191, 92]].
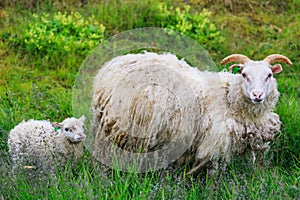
[[92, 52, 281, 174], [8, 117, 85, 176]]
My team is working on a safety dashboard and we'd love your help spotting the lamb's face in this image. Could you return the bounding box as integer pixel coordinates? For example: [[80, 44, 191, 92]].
[[61, 116, 86, 143], [240, 61, 282, 104]]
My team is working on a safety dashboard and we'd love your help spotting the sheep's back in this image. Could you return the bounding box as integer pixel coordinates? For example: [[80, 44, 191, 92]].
[[92, 53, 212, 167]]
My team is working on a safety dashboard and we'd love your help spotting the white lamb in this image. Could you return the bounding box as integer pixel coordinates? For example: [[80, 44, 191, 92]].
[[8, 116, 86, 177], [91, 52, 292, 176]]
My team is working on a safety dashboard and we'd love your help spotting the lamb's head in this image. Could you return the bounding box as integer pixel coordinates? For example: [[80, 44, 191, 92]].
[[53, 116, 86, 142], [221, 54, 292, 104]]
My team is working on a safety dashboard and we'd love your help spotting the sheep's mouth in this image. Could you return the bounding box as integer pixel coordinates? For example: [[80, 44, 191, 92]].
[[246, 97, 264, 104], [251, 98, 264, 104]]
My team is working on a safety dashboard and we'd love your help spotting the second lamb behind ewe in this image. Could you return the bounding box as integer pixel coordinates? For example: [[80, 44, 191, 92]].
[[8, 116, 86, 178]]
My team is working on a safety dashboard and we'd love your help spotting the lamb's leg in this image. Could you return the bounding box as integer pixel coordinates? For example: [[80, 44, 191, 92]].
[[11, 161, 19, 178], [10, 150, 24, 177], [47, 165, 58, 182]]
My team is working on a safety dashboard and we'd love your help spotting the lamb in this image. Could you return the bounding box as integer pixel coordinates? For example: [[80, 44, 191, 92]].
[[8, 116, 86, 178], [91, 52, 292, 176]]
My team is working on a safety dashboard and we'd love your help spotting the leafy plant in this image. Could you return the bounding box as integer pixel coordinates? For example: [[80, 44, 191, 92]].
[[9, 11, 105, 57], [155, 3, 225, 52], [0, 0, 299, 199]]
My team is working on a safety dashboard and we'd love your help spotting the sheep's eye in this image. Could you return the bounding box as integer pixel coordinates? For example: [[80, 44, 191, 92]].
[[65, 128, 69, 132], [242, 73, 250, 82], [265, 73, 272, 82]]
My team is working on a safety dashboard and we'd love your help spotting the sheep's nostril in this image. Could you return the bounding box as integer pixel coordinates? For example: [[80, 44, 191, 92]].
[[253, 91, 263, 98], [251, 91, 264, 103]]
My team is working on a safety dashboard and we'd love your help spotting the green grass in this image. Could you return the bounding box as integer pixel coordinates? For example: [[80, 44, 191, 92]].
[[0, 0, 299, 199]]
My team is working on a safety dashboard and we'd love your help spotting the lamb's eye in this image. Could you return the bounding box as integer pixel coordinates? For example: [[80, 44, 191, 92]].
[[65, 128, 69, 132]]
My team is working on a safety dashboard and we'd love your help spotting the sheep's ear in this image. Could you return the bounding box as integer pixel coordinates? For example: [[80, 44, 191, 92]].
[[229, 64, 244, 74], [79, 115, 86, 122], [270, 64, 282, 74]]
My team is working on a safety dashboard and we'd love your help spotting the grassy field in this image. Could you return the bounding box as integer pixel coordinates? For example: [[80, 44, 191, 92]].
[[0, 0, 299, 199]]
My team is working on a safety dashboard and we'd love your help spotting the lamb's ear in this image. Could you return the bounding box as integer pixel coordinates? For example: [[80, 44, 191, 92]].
[[270, 64, 282, 74], [79, 115, 86, 122], [52, 122, 63, 128], [229, 64, 244, 74]]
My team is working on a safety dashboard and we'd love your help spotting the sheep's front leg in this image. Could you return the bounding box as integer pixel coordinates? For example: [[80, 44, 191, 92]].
[[208, 160, 219, 178], [186, 158, 207, 175], [261, 113, 281, 142]]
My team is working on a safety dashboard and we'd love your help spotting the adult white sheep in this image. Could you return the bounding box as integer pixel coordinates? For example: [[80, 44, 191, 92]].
[[92, 52, 292, 176], [8, 116, 86, 178]]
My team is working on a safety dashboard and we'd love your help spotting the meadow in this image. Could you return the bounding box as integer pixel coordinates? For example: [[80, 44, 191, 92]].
[[0, 0, 299, 199]]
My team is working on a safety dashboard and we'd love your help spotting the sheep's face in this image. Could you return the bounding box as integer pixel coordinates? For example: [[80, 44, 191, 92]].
[[222, 54, 290, 104], [240, 61, 282, 104], [60, 116, 86, 143]]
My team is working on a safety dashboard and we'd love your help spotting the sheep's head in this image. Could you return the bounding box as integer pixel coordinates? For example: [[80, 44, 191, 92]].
[[53, 116, 86, 142], [221, 54, 292, 104]]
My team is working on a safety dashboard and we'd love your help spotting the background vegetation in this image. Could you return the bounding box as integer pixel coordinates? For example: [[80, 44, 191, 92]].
[[0, 0, 299, 199]]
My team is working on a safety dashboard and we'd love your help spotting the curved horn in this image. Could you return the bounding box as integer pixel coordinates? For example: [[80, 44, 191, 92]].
[[263, 54, 293, 65], [220, 54, 251, 65]]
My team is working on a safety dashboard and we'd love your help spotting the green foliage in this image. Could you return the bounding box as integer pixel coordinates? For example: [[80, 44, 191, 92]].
[[5, 2, 224, 59], [0, 161, 299, 199], [156, 3, 225, 52], [0, 0, 299, 199], [9, 11, 105, 57]]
